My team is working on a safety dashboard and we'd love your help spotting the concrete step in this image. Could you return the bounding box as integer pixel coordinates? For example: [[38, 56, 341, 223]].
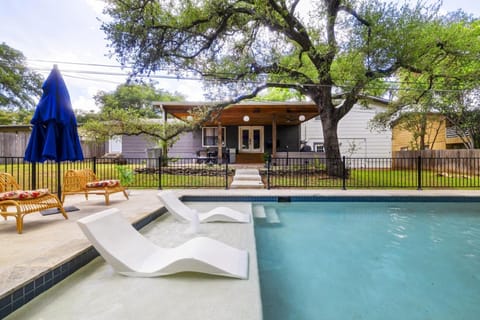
[[230, 180, 264, 189], [233, 174, 262, 181], [235, 169, 260, 175]]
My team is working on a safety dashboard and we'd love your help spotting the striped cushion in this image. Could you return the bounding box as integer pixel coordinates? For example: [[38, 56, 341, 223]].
[[86, 180, 120, 188], [0, 189, 50, 201]]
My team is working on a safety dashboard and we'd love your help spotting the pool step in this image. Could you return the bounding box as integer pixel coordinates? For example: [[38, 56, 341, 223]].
[[253, 205, 267, 218], [265, 207, 280, 224]]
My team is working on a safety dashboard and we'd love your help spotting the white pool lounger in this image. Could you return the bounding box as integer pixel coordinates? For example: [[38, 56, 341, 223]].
[[157, 190, 250, 223], [77, 208, 249, 279]]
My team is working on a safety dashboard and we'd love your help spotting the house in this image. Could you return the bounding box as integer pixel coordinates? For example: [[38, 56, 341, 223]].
[[391, 113, 471, 152], [146, 99, 392, 164], [153, 101, 320, 163], [300, 97, 392, 157]]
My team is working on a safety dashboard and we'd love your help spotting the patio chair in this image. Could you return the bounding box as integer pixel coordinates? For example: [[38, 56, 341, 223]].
[[77, 208, 249, 279], [0, 173, 67, 234], [157, 190, 250, 223], [61, 169, 128, 205]]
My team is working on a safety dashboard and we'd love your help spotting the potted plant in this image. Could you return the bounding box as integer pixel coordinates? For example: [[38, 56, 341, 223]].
[[263, 152, 271, 167], [116, 165, 135, 194]]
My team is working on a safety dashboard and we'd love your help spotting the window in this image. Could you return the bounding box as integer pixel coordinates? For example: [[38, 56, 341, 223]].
[[202, 127, 226, 147], [314, 143, 325, 152]]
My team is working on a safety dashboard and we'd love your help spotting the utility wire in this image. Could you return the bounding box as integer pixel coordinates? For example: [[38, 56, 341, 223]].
[[1, 58, 476, 93]]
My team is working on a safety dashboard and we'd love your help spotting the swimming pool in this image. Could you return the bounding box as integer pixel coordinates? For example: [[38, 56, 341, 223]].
[[254, 201, 480, 320]]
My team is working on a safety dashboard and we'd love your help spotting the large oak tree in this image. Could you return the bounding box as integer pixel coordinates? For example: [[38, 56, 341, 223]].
[[101, 0, 475, 175]]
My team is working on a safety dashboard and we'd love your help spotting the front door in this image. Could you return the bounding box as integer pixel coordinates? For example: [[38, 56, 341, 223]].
[[238, 126, 264, 153]]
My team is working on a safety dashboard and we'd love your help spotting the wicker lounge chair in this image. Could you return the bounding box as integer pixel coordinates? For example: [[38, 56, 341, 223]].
[[77, 208, 249, 279], [61, 169, 128, 205], [0, 173, 67, 234], [157, 190, 250, 223]]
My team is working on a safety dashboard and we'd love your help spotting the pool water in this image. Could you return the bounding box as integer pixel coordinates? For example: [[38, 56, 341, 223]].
[[254, 201, 480, 320]]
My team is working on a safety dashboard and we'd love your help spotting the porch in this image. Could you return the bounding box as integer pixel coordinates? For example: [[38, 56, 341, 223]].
[[155, 101, 320, 163]]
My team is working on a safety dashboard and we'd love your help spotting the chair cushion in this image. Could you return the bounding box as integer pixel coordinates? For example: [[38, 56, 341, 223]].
[[86, 180, 120, 188], [0, 189, 50, 201]]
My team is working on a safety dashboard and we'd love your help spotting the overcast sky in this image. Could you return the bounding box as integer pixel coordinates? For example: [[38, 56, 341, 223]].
[[1, 0, 479, 113]]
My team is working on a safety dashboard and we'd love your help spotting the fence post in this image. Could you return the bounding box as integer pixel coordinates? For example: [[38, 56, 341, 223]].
[[158, 156, 162, 189], [225, 161, 229, 190], [93, 157, 97, 174], [304, 160, 308, 187], [342, 156, 347, 190], [31, 162, 37, 190], [417, 155, 422, 190], [267, 154, 271, 190]]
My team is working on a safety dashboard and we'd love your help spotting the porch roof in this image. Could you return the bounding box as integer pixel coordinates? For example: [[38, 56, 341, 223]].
[[153, 101, 319, 126]]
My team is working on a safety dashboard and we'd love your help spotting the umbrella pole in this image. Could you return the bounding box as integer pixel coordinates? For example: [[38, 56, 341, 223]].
[[57, 162, 62, 199]]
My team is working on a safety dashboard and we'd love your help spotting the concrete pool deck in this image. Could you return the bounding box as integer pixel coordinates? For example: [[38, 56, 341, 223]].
[[1, 188, 480, 319]]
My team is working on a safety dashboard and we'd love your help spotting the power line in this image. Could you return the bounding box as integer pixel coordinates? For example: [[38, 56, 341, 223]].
[[2, 58, 477, 93], [27, 58, 129, 69]]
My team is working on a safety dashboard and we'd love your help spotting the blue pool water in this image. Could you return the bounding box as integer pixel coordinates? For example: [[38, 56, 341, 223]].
[[254, 201, 480, 320]]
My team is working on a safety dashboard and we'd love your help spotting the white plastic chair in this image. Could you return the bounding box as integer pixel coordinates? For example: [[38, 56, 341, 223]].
[[157, 191, 250, 223], [77, 208, 249, 279]]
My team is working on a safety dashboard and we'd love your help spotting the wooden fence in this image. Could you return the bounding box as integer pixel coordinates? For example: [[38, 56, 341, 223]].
[[0, 130, 105, 159], [393, 149, 480, 176]]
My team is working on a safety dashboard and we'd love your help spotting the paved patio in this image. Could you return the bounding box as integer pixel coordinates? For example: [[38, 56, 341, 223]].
[[1, 188, 479, 318]]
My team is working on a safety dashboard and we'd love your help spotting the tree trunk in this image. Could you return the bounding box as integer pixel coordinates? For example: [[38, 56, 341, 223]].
[[320, 112, 343, 177]]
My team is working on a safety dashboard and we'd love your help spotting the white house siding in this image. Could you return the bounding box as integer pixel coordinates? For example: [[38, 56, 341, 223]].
[[301, 102, 392, 161]]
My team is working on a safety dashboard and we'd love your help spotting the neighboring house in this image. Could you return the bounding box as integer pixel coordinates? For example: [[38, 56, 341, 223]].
[[392, 113, 471, 152], [107, 135, 157, 159], [300, 97, 392, 158]]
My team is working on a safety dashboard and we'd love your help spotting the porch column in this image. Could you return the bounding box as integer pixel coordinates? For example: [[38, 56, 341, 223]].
[[272, 115, 277, 157], [217, 122, 223, 162]]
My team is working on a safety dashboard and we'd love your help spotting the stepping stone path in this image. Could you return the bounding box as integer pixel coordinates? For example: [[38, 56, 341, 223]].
[[230, 168, 265, 189]]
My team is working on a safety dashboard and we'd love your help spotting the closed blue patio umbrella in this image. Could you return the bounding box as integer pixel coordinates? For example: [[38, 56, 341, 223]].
[[24, 65, 83, 209], [24, 65, 84, 163]]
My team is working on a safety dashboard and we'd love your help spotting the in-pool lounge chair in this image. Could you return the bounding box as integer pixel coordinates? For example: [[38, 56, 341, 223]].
[[157, 190, 250, 223], [77, 208, 249, 279]]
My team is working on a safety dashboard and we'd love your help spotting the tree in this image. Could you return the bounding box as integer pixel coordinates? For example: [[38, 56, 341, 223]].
[[371, 12, 480, 149], [94, 82, 183, 117], [82, 83, 190, 159], [439, 89, 480, 149], [101, 0, 476, 175], [0, 43, 43, 111]]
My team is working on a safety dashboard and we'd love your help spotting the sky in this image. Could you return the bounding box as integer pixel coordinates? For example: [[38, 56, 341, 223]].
[[1, 0, 480, 113]]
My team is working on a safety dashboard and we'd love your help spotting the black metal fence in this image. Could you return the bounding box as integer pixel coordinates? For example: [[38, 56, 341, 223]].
[[1, 156, 479, 194]]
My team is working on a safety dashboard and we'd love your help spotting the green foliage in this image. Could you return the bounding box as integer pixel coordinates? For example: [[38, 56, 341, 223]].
[[82, 82, 190, 151], [255, 88, 305, 102], [116, 165, 135, 186], [94, 83, 184, 118], [0, 109, 34, 125], [0, 43, 43, 111]]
